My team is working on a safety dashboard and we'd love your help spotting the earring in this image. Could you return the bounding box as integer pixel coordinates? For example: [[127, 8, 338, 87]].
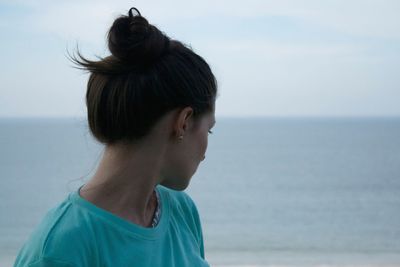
[[178, 135, 184, 140]]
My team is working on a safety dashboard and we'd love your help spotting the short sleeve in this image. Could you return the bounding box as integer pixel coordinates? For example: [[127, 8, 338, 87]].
[[26, 257, 76, 267]]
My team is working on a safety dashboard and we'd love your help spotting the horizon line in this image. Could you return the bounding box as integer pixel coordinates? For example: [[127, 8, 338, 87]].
[[1, 115, 400, 120]]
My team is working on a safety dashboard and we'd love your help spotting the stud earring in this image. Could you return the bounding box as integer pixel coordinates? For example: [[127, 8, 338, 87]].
[[178, 135, 184, 140]]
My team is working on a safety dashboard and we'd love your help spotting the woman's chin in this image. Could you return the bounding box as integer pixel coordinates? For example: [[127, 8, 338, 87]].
[[159, 177, 191, 191]]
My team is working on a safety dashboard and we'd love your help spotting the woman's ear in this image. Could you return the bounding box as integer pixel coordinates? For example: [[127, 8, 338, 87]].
[[173, 107, 194, 138]]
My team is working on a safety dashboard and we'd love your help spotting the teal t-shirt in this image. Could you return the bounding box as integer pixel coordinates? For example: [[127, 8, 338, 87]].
[[14, 185, 210, 267]]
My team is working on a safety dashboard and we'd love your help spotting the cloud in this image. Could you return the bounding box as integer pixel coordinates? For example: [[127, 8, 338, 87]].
[[1, 0, 399, 117], [3, 0, 400, 43]]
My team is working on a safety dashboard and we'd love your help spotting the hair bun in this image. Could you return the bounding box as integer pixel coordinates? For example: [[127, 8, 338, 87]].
[[107, 8, 170, 65]]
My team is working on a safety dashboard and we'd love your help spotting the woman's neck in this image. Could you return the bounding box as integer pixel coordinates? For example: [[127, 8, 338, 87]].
[[79, 141, 165, 227]]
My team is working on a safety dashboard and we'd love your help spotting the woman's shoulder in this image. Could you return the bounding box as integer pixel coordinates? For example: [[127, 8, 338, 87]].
[[156, 185, 205, 257], [14, 193, 97, 267]]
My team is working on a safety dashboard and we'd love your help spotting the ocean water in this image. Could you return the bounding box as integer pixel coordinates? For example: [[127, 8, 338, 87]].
[[1, 117, 399, 266]]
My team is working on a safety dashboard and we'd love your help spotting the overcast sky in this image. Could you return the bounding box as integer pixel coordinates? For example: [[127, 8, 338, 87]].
[[1, 0, 399, 118]]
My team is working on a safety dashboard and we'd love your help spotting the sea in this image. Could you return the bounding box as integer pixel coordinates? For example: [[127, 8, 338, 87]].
[[1, 117, 399, 267]]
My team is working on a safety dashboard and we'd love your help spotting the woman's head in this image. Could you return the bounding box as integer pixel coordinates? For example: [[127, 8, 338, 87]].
[[72, 7, 217, 146]]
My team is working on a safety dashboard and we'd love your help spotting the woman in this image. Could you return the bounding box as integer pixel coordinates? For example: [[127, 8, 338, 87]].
[[14, 7, 217, 267]]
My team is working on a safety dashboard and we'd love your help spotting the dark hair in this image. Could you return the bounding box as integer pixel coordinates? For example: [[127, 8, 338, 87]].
[[70, 8, 217, 145]]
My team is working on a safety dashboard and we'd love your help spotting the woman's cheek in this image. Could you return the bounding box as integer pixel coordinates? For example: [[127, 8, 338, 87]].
[[201, 132, 208, 157]]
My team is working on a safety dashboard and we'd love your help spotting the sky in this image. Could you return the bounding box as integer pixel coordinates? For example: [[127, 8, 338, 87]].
[[1, 0, 399, 118]]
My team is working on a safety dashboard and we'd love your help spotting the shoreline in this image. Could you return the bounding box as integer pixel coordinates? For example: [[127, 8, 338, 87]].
[[3, 254, 400, 267]]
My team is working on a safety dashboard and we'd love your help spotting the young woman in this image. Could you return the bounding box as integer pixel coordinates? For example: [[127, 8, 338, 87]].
[[14, 7, 217, 267]]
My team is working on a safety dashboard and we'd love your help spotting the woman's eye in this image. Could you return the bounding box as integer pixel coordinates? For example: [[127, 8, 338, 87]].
[[208, 130, 213, 135]]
